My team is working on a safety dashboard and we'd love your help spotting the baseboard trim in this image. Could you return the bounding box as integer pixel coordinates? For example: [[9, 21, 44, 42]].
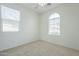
[[0, 39, 39, 52], [41, 39, 79, 52]]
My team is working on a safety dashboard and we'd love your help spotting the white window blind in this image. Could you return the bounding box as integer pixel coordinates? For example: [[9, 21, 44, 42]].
[[1, 5, 20, 32], [48, 13, 60, 35]]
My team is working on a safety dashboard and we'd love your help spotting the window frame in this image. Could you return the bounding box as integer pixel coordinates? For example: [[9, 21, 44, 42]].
[[48, 13, 60, 36], [1, 5, 20, 32]]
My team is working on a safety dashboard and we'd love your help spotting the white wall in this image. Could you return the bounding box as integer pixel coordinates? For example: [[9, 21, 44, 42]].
[[0, 3, 39, 51], [0, 3, 79, 51], [40, 4, 79, 50]]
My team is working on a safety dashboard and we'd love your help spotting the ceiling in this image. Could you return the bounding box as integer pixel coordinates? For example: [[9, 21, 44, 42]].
[[20, 3, 62, 13]]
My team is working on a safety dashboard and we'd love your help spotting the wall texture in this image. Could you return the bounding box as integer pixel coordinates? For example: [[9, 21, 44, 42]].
[[40, 4, 79, 50], [0, 3, 39, 51]]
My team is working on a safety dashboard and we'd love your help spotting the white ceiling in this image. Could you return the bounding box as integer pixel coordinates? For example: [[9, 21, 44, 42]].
[[20, 3, 62, 13]]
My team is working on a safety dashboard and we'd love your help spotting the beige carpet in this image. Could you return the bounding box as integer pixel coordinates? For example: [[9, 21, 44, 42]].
[[0, 40, 79, 56]]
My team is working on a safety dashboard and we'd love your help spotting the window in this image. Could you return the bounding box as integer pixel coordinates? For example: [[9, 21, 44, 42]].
[[48, 13, 60, 35], [1, 5, 20, 32]]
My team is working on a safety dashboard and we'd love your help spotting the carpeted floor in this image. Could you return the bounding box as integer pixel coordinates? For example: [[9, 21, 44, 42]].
[[0, 40, 79, 56]]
